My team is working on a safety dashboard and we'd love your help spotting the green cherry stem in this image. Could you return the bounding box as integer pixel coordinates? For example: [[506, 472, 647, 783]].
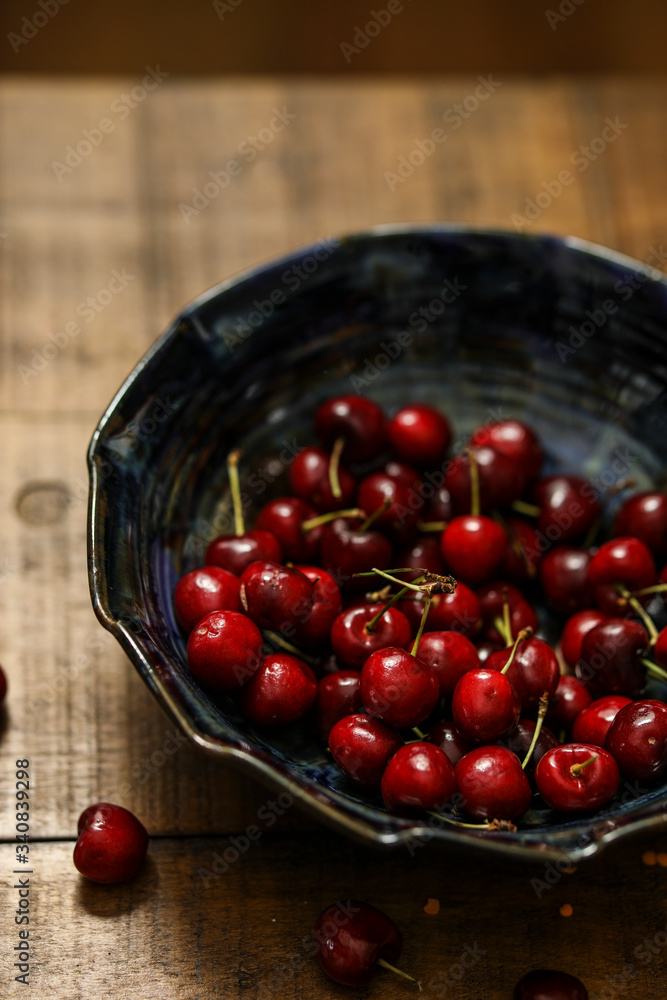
[[500, 628, 532, 675], [416, 520, 448, 532], [511, 499, 541, 518], [262, 630, 319, 666], [227, 449, 245, 537], [410, 595, 433, 655], [632, 583, 667, 597], [641, 658, 667, 683], [502, 587, 512, 645], [376, 958, 422, 990], [301, 508, 366, 532], [521, 692, 550, 770], [493, 616, 511, 646], [427, 811, 517, 832], [616, 586, 659, 643], [365, 576, 427, 633], [359, 499, 392, 532], [328, 436, 346, 500], [570, 754, 599, 778], [469, 448, 481, 518]]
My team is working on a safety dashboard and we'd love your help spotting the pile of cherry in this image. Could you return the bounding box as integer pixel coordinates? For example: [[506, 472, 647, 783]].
[[174, 394, 667, 829]]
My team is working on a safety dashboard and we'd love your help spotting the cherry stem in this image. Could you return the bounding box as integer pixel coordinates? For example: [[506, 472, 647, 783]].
[[641, 658, 667, 683], [500, 628, 532, 675], [359, 499, 392, 532], [227, 449, 245, 537], [493, 616, 511, 646], [412, 726, 426, 739], [367, 568, 430, 593], [498, 512, 537, 578], [616, 586, 659, 643], [427, 811, 517, 832], [262, 630, 318, 666], [632, 583, 667, 597], [469, 449, 480, 518], [582, 514, 601, 551], [502, 587, 512, 645], [521, 692, 550, 770], [511, 499, 541, 518], [301, 507, 366, 532], [376, 958, 422, 990], [416, 520, 448, 532], [570, 754, 599, 777], [365, 576, 426, 633], [328, 436, 345, 500], [410, 595, 433, 655]]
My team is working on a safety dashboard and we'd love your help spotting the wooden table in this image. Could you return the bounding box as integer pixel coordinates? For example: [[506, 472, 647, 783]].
[[1, 75, 667, 999]]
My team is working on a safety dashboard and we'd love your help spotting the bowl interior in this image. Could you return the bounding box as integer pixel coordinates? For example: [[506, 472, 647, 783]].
[[89, 227, 667, 861]]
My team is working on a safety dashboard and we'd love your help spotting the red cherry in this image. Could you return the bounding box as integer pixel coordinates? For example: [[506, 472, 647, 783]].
[[187, 610, 263, 692], [381, 743, 456, 815], [320, 516, 393, 593], [531, 475, 601, 544], [255, 497, 322, 561], [545, 675, 592, 731], [423, 484, 454, 524], [314, 899, 404, 988], [73, 803, 148, 884], [204, 528, 283, 576], [476, 580, 538, 645], [539, 547, 594, 614], [440, 515, 507, 586], [503, 718, 559, 785], [576, 618, 647, 698], [416, 631, 480, 696], [314, 395, 386, 463], [238, 653, 317, 726], [470, 419, 543, 486], [239, 560, 314, 633], [396, 535, 446, 579], [289, 446, 356, 512], [361, 648, 439, 730], [330, 603, 412, 670], [559, 609, 606, 670], [357, 472, 419, 543], [399, 583, 481, 638], [444, 447, 523, 514], [654, 626, 667, 669], [587, 536, 656, 615], [535, 743, 619, 812], [572, 695, 633, 747], [513, 968, 588, 1000], [605, 699, 667, 783], [501, 517, 543, 584], [455, 746, 532, 821], [173, 566, 241, 633], [293, 564, 342, 648], [425, 720, 475, 765], [487, 637, 560, 713], [328, 714, 403, 787], [613, 490, 667, 563], [315, 672, 363, 743], [387, 403, 452, 466], [383, 459, 422, 490], [451, 667, 520, 742]]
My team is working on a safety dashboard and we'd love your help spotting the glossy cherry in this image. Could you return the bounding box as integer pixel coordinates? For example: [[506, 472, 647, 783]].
[[255, 497, 322, 561], [314, 395, 386, 463], [187, 610, 263, 691], [535, 743, 619, 812], [328, 714, 403, 787], [452, 666, 520, 742], [425, 720, 475, 765], [361, 647, 439, 730], [381, 743, 456, 815], [470, 419, 544, 487], [330, 603, 412, 670], [315, 672, 363, 743], [319, 516, 393, 593], [289, 446, 356, 512], [440, 514, 507, 586], [531, 475, 601, 544], [503, 718, 559, 784], [571, 695, 633, 747], [545, 675, 592, 731], [416, 630, 480, 696], [576, 618, 647, 698], [238, 653, 317, 726], [173, 566, 241, 633], [423, 484, 454, 524], [539, 547, 594, 614], [487, 636, 560, 713], [476, 581, 538, 646], [387, 403, 452, 466], [501, 517, 543, 584], [396, 535, 446, 579], [73, 803, 148, 884], [455, 746, 532, 821], [513, 968, 588, 1000], [444, 447, 523, 514], [613, 490, 667, 563], [239, 560, 314, 633], [605, 699, 667, 783], [314, 899, 407, 988], [357, 472, 419, 543], [559, 608, 607, 670], [205, 528, 283, 576], [293, 564, 342, 648], [587, 536, 656, 615], [399, 582, 481, 637]]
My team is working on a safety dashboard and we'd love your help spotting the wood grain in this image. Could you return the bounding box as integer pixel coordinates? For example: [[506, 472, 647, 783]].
[[0, 76, 667, 998]]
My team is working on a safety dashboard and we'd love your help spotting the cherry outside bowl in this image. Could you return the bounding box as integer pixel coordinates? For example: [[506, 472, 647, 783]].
[[87, 225, 667, 863]]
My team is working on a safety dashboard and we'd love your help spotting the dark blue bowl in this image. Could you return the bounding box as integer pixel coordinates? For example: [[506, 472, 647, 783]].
[[87, 225, 667, 863]]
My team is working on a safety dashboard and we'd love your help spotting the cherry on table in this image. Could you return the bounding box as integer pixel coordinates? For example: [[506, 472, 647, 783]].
[[289, 445, 356, 513], [173, 566, 241, 634], [314, 394, 386, 463], [416, 630, 480, 696], [239, 560, 314, 632], [440, 514, 508, 586], [539, 547, 594, 614], [314, 899, 416, 988], [455, 745, 532, 822], [238, 653, 317, 726], [559, 608, 606, 670], [387, 402, 452, 467], [255, 496, 323, 561], [73, 803, 148, 884], [187, 609, 264, 692], [576, 617, 647, 698], [315, 671, 363, 743], [613, 490, 667, 564], [361, 646, 440, 730], [328, 714, 403, 787], [425, 720, 476, 765], [381, 743, 456, 815], [330, 602, 412, 670], [513, 968, 589, 1000], [605, 699, 667, 783], [571, 694, 633, 747]]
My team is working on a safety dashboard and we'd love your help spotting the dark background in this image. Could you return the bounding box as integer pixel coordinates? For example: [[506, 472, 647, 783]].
[[1, 0, 665, 74]]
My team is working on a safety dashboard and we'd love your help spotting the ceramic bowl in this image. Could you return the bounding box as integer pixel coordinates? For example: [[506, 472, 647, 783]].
[[87, 225, 667, 863]]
